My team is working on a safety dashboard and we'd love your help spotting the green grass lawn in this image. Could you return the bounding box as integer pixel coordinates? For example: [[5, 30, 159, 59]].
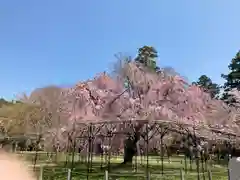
[[16, 151, 228, 180]]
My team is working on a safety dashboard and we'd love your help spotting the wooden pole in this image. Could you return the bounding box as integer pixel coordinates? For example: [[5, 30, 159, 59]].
[[208, 169, 212, 180], [105, 170, 109, 180], [67, 169, 71, 180], [39, 166, 43, 180], [180, 169, 185, 180]]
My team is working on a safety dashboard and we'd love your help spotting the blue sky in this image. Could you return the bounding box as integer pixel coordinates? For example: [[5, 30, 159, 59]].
[[0, 0, 239, 100]]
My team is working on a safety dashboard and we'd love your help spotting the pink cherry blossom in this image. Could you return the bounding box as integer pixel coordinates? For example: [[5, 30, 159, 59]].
[[45, 62, 240, 150]]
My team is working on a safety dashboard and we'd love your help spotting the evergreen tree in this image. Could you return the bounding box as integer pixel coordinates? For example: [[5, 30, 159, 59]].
[[135, 46, 159, 70], [193, 75, 220, 99], [0, 98, 13, 108], [221, 50, 240, 105]]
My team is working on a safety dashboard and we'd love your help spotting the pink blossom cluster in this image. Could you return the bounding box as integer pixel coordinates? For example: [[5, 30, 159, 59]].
[[63, 63, 233, 126], [46, 62, 239, 150]]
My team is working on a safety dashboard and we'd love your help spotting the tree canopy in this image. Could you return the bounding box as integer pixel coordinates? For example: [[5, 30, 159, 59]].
[[221, 51, 240, 106], [135, 45, 159, 71], [1, 46, 240, 153], [0, 102, 44, 135], [193, 75, 220, 99]]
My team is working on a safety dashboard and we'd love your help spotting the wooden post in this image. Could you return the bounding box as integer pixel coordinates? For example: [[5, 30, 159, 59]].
[[67, 169, 71, 180], [105, 170, 108, 180], [208, 169, 212, 180], [228, 168, 230, 180], [146, 171, 150, 180], [39, 166, 43, 180], [180, 169, 185, 180]]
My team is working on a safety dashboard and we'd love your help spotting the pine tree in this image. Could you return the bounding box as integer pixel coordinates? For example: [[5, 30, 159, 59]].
[[221, 50, 240, 105], [135, 46, 159, 70], [193, 75, 220, 99]]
